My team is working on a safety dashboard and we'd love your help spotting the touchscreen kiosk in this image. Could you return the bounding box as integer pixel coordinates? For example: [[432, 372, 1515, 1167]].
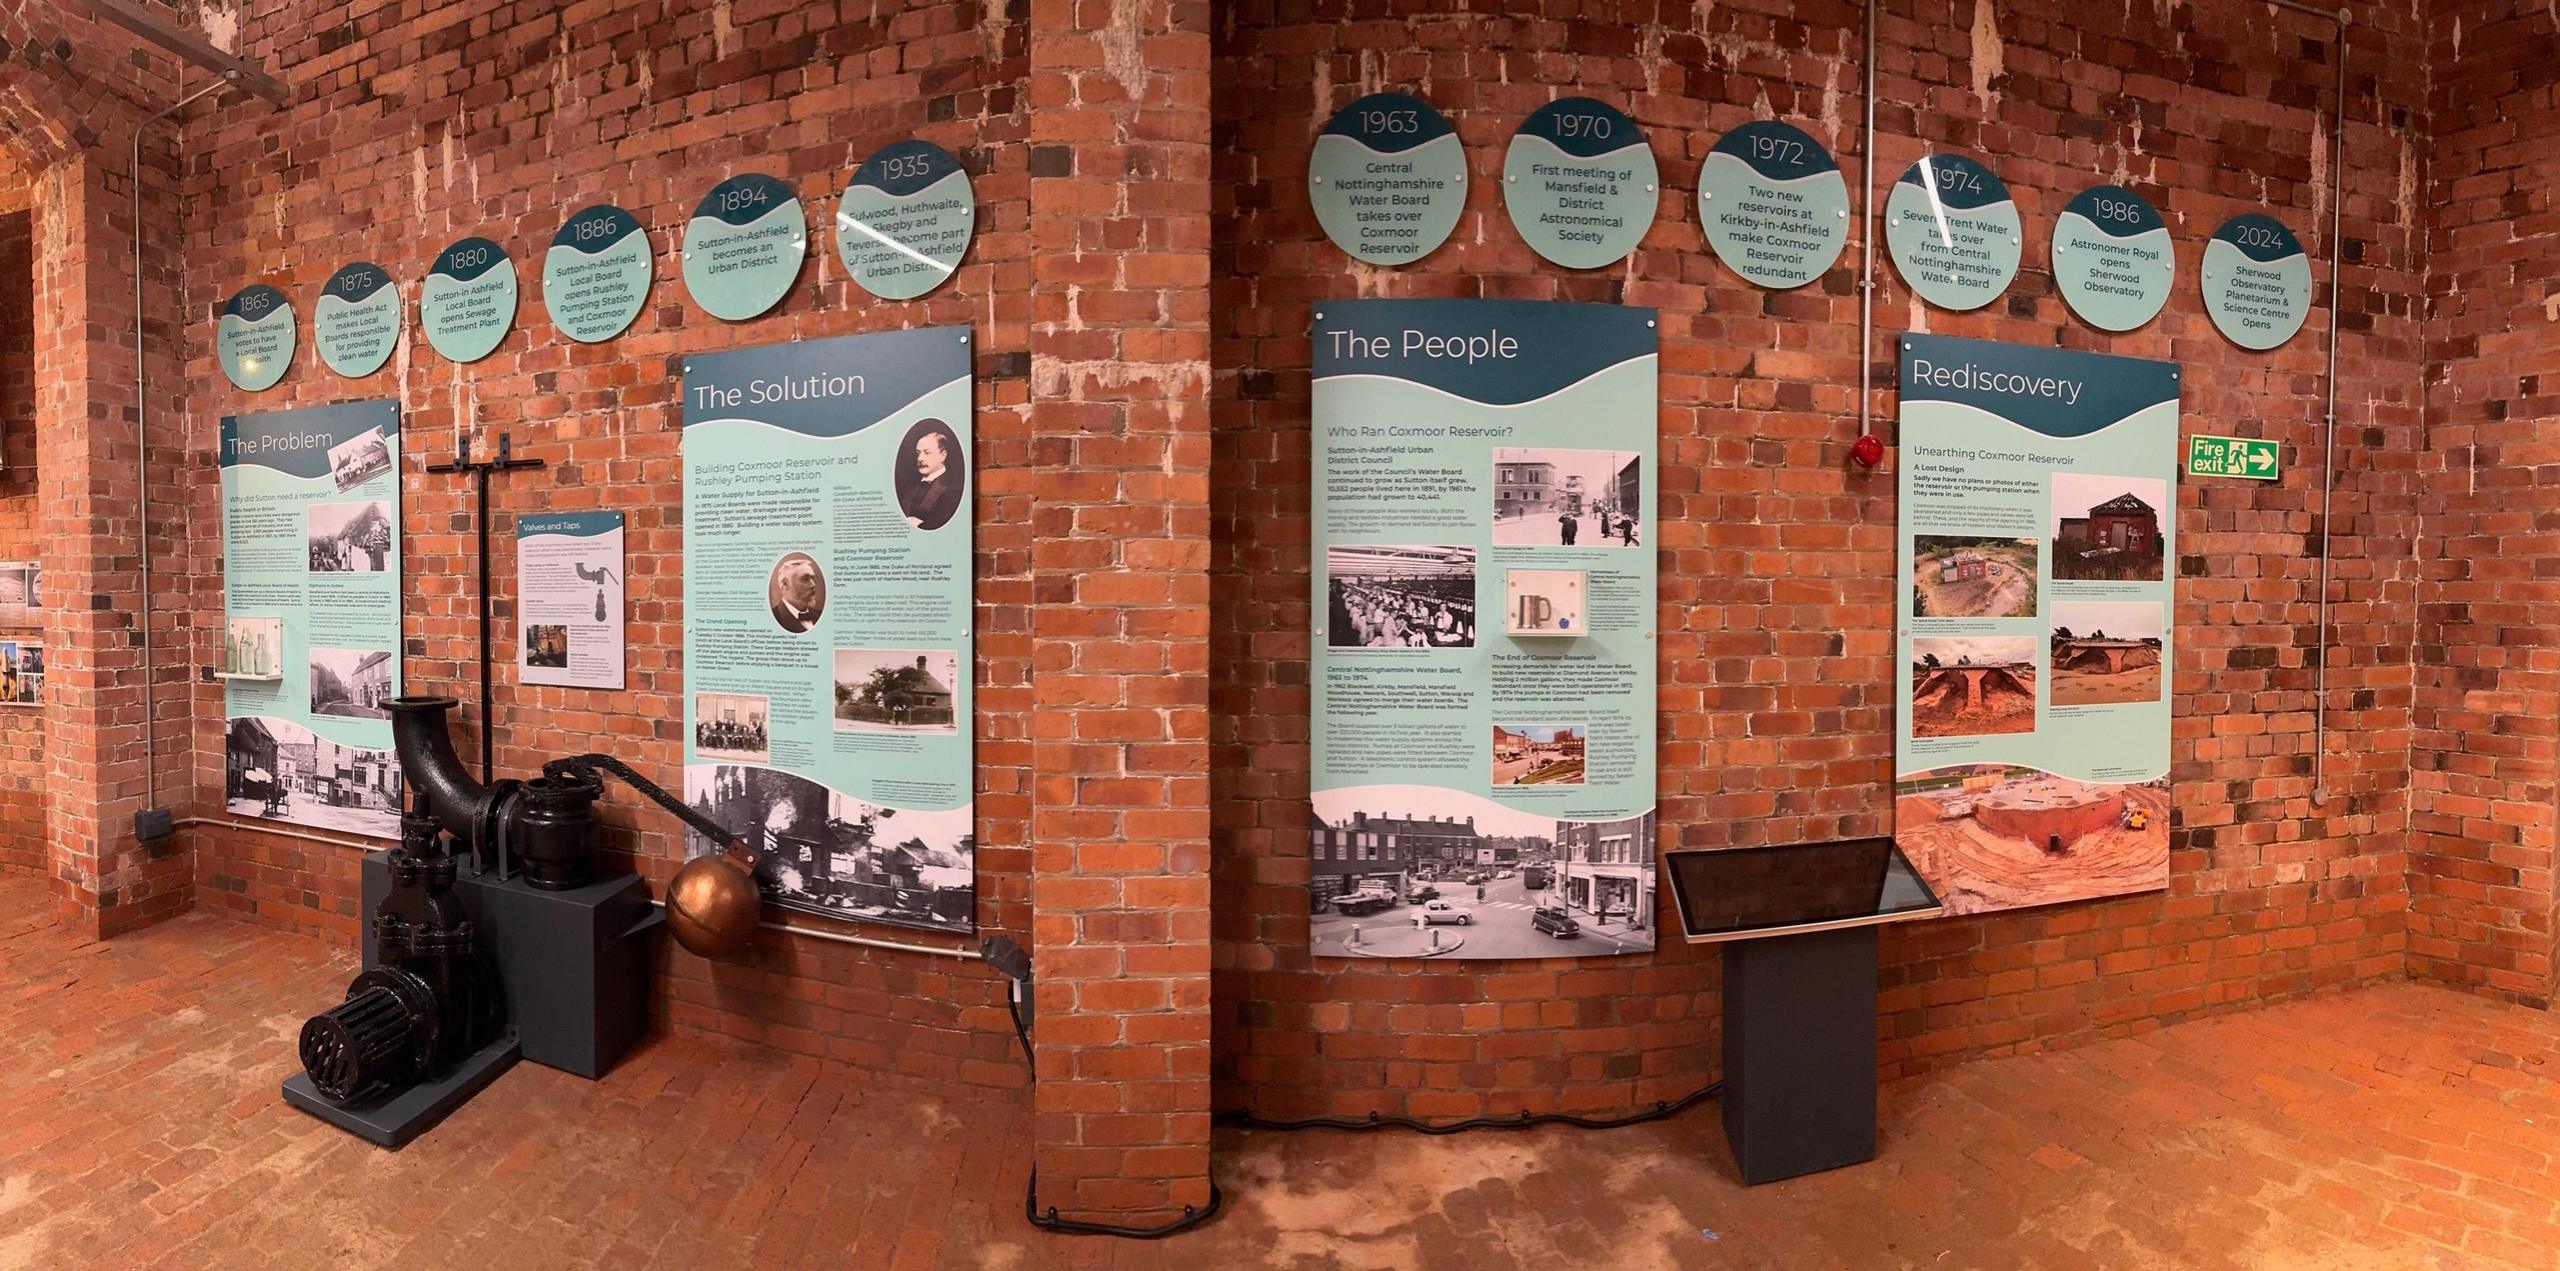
[[1661, 837, 1941, 944]]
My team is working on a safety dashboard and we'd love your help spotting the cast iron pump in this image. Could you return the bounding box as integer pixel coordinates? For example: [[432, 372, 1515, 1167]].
[[297, 808, 499, 1104]]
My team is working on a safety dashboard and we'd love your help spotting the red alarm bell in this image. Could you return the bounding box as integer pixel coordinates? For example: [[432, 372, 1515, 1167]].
[[1851, 432, 1884, 468]]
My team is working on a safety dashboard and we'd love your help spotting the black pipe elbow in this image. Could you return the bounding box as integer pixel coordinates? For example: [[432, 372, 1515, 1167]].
[[385, 696, 507, 854]]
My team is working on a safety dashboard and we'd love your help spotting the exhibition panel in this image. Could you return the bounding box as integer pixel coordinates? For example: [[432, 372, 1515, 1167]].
[[679, 329, 977, 936], [1893, 337, 2177, 915], [219, 400, 404, 840], [1309, 299, 1659, 960]]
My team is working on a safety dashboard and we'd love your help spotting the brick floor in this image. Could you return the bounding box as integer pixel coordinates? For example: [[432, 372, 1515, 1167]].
[[4, 871, 2557, 1269]]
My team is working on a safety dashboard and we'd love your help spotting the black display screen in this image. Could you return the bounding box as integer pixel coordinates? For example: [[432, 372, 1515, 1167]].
[[1662, 838, 1941, 941]]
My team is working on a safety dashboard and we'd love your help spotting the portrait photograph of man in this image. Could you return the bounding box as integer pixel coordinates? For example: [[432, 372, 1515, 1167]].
[[768, 551, 827, 633], [895, 417, 966, 532]]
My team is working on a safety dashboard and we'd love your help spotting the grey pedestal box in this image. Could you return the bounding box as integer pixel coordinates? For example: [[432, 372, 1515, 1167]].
[[361, 850, 661, 1080], [1720, 924, 1879, 1184]]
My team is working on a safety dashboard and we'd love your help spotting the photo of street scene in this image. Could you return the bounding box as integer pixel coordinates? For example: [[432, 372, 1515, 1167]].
[[307, 647, 392, 719], [1490, 448, 1643, 547], [224, 714, 400, 837], [327, 426, 393, 492], [2050, 473, 2167, 581], [1492, 724, 1586, 785], [834, 648, 959, 733], [1326, 545, 1476, 649], [684, 763, 974, 933], [1911, 534, 2038, 618], [1895, 764, 2169, 915], [1308, 785, 1655, 959], [2049, 601, 2165, 706], [1909, 636, 2038, 738], [307, 500, 393, 573]]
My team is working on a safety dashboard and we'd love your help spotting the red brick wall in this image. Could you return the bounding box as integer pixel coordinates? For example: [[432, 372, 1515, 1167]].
[[1209, 0, 2426, 1119], [175, 0, 1034, 1089], [2413, 0, 2560, 1007], [1025, 0, 1217, 1223], [0, 9, 190, 930], [0, 162, 44, 879]]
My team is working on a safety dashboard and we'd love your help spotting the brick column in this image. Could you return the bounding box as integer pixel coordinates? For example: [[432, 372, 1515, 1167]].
[[16, 119, 182, 937], [1025, 0, 1217, 1226]]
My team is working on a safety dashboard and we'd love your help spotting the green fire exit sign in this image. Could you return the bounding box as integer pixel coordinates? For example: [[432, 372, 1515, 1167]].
[[2186, 434, 2279, 480]]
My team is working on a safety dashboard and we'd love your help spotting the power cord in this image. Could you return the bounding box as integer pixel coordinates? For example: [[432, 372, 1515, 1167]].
[[1217, 1082, 1721, 1134], [988, 942, 1225, 1239], [981, 939, 1713, 1236]]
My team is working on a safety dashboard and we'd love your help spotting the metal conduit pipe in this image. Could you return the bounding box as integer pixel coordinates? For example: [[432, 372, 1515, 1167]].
[[171, 816, 975, 959], [132, 71, 237, 838], [2257, 1, 2352, 803], [1855, 0, 1876, 447]]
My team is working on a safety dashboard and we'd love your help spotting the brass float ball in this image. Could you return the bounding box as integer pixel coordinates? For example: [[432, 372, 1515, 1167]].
[[665, 850, 761, 958]]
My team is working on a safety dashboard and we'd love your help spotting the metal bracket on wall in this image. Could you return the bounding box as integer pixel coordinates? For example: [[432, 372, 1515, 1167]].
[[423, 434, 547, 785]]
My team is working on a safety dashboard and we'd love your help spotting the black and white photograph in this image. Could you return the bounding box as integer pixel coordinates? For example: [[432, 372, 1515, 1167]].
[[327, 425, 393, 492], [766, 551, 827, 633], [308, 647, 393, 719], [307, 500, 393, 573], [525, 623, 570, 669], [224, 714, 402, 836], [1491, 447, 1644, 548], [695, 692, 770, 761], [894, 417, 967, 532], [1326, 545, 1476, 649], [1307, 785, 1655, 959], [219, 616, 284, 680], [0, 561, 39, 608], [684, 763, 975, 933], [834, 648, 959, 734]]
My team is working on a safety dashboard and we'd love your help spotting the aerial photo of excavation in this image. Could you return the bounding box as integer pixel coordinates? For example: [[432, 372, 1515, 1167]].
[[1895, 764, 2170, 914], [1911, 534, 2039, 619]]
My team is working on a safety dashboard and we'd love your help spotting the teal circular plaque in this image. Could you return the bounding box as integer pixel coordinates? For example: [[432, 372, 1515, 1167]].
[[1884, 153, 2022, 311], [542, 204, 653, 343], [683, 174, 806, 321], [419, 236, 518, 364], [2202, 213, 2311, 350], [1309, 92, 1466, 267], [835, 140, 975, 300], [314, 262, 400, 378], [2052, 186, 2173, 331], [1502, 98, 1656, 269], [216, 283, 294, 391], [1697, 120, 1851, 289]]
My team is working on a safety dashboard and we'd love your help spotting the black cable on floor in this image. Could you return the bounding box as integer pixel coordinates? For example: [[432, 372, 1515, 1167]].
[[986, 957, 1713, 1236], [1216, 1081, 1721, 1135], [998, 978, 1229, 1238]]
